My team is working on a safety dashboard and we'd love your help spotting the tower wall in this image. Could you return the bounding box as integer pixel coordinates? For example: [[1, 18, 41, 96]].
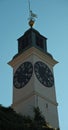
[[8, 27, 59, 128]]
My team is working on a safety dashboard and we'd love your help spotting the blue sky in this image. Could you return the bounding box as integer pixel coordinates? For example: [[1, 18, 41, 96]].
[[0, 0, 68, 130]]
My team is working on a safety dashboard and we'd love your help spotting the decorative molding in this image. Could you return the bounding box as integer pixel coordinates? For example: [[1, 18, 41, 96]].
[[8, 47, 58, 68]]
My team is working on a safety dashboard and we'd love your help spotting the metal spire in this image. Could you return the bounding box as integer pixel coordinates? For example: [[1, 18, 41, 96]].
[[28, 0, 37, 28], [28, 0, 30, 12]]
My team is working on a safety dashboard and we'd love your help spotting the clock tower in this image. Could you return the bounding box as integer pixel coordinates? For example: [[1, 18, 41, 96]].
[[8, 21, 59, 128]]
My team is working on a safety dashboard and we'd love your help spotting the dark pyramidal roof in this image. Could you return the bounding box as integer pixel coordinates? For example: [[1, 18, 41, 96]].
[[13, 28, 53, 59]]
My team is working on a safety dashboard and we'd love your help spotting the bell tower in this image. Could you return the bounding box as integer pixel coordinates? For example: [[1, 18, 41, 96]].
[[8, 9, 59, 129]]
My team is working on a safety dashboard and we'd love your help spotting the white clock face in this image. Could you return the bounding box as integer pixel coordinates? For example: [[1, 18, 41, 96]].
[[13, 62, 33, 89], [34, 61, 54, 87]]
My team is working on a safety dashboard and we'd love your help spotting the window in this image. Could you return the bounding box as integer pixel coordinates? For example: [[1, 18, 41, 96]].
[[18, 34, 32, 53], [36, 35, 44, 50]]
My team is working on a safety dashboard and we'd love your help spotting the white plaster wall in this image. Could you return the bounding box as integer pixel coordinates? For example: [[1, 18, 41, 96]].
[[11, 48, 59, 128], [13, 54, 34, 104], [14, 95, 37, 117], [33, 54, 57, 103], [37, 96, 59, 128]]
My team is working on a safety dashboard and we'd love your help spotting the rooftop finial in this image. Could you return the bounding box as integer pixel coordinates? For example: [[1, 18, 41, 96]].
[[28, 0, 37, 28]]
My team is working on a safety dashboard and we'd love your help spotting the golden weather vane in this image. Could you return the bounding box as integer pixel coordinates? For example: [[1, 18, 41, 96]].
[[28, 0, 37, 28]]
